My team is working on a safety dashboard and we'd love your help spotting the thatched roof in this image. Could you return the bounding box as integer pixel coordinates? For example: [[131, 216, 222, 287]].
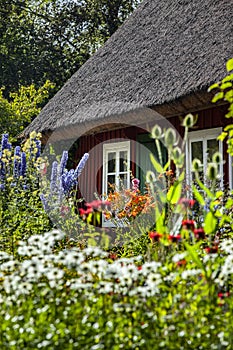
[[24, 0, 233, 137]]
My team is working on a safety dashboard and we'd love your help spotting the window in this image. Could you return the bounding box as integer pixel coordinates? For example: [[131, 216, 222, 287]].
[[228, 154, 233, 190], [186, 128, 223, 188], [102, 141, 130, 227], [102, 141, 130, 195]]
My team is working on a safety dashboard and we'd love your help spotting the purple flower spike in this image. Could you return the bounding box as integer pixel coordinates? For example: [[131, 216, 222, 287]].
[[14, 146, 21, 156], [35, 140, 41, 159], [40, 193, 49, 211], [20, 152, 27, 177], [1, 134, 9, 152], [50, 161, 58, 193], [74, 153, 89, 179], [13, 158, 19, 178], [59, 151, 68, 176]]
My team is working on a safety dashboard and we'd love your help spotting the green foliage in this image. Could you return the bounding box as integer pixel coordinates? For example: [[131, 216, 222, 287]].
[[0, 81, 55, 138], [0, 132, 52, 254], [0, 0, 141, 93], [209, 58, 233, 154]]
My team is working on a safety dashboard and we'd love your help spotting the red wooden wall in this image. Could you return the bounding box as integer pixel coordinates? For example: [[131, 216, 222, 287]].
[[75, 105, 230, 202]]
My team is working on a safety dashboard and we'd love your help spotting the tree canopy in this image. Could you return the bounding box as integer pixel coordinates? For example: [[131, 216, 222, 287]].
[[0, 0, 141, 95]]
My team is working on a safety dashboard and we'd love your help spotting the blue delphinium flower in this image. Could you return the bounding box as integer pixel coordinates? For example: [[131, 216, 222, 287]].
[[59, 151, 68, 177], [13, 146, 21, 179], [20, 152, 27, 177], [1, 134, 9, 152], [50, 161, 58, 194], [40, 151, 89, 211], [40, 193, 49, 211], [14, 146, 21, 156], [35, 140, 41, 159], [74, 153, 89, 179]]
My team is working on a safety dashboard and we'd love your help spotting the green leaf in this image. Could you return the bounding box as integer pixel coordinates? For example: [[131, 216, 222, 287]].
[[225, 90, 233, 103], [167, 181, 182, 204], [212, 91, 224, 103], [204, 211, 217, 234], [196, 178, 214, 199], [222, 74, 233, 83], [178, 171, 185, 182], [184, 242, 204, 270], [208, 83, 219, 92], [217, 132, 227, 141], [192, 185, 205, 206], [220, 82, 232, 90], [155, 207, 166, 233], [150, 153, 164, 173], [226, 58, 233, 72]]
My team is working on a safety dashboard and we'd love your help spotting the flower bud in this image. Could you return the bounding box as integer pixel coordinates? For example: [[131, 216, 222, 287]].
[[164, 128, 177, 148], [172, 147, 182, 161], [207, 163, 218, 180], [212, 152, 222, 165], [182, 114, 195, 128], [192, 158, 202, 172], [151, 125, 163, 139]]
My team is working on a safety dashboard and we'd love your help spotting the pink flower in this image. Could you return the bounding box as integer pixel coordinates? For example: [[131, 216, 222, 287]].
[[178, 198, 196, 208], [132, 178, 140, 191], [86, 200, 111, 209], [60, 205, 69, 217]]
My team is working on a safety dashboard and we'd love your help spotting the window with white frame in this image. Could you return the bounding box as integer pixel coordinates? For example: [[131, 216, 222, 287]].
[[186, 128, 223, 188], [228, 154, 233, 190], [102, 141, 131, 195]]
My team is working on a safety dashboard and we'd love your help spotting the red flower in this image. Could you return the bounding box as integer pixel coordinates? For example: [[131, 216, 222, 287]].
[[149, 231, 163, 241], [194, 228, 205, 239], [218, 292, 230, 299], [182, 220, 195, 231], [108, 253, 118, 260], [176, 259, 187, 267], [137, 266, 142, 271], [86, 200, 111, 209], [178, 198, 196, 208], [205, 246, 218, 254], [168, 234, 181, 242], [79, 207, 93, 216]]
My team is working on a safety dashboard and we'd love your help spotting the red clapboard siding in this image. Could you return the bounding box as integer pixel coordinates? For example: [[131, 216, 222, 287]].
[[75, 104, 230, 200]]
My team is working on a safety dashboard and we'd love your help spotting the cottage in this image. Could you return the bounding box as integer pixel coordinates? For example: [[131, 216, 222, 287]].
[[24, 0, 233, 205]]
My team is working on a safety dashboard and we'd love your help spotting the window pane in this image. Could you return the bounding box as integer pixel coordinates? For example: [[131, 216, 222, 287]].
[[119, 173, 128, 189], [120, 151, 128, 172], [107, 175, 115, 192], [191, 141, 203, 163], [108, 152, 116, 173], [191, 141, 203, 182], [207, 139, 219, 162]]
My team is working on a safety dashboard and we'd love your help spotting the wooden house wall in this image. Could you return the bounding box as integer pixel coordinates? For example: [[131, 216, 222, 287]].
[[75, 105, 230, 202]]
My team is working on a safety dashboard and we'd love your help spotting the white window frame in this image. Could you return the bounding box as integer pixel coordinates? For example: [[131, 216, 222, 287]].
[[102, 141, 131, 227], [186, 127, 223, 189], [228, 154, 233, 190]]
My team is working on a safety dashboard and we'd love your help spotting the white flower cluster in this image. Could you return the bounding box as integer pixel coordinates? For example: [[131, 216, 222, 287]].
[[0, 230, 167, 300], [0, 230, 232, 303]]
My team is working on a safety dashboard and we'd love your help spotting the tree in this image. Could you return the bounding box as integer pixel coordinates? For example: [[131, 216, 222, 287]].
[[0, 80, 55, 138], [0, 0, 141, 95]]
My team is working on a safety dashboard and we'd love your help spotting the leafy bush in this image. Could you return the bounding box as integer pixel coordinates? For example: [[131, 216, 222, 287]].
[[0, 229, 233, 349], [0, 132, 52, 253]]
